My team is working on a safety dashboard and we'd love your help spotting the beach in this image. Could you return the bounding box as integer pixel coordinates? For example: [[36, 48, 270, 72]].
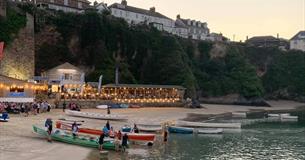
[[0, 100, 304, 160]]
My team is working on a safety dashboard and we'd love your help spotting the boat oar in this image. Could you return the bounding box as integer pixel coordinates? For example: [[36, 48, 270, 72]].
[[58, 118, 85, 123]]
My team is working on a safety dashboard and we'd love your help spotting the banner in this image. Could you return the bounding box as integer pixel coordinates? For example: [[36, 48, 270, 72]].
[[0, 42, 4, 60]]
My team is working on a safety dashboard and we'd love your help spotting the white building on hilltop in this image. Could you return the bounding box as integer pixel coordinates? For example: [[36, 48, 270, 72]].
[[109, 0, 175, 33], [290, 31, 305, 52], [175, 14, 209, 40]]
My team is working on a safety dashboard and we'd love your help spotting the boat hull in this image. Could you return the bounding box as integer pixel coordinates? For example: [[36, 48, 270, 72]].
[[196, 128, 223, 134], [65, 110, 128, 120], [168, 126, 193, 134], [33, 125, 115, 150]]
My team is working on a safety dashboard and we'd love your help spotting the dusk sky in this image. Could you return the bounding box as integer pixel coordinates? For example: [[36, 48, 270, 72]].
[[93, 0, 304, 41]]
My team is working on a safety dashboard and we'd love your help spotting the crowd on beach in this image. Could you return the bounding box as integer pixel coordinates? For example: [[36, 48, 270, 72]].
[[0, 101, 52, 116]]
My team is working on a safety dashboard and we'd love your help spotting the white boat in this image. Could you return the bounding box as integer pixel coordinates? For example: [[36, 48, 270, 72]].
[[96, 105, 109, 109], [65, 110, 128, 120], [281, 115, 298, 120], [268, 113, 290, 117], [136, 123, 162, 132], [176, 120, 241, 129], [196, 128, 223, 134], [232, 112, 247, 118]]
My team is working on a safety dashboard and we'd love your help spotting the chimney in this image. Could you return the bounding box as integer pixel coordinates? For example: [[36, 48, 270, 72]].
[[177, 14, 181, 19], [149, 7, 155, 12], [121, 0, 127, 6]]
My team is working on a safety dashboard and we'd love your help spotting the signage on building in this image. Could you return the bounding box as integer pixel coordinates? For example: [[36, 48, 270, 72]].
[[9, 92, 26, 97]]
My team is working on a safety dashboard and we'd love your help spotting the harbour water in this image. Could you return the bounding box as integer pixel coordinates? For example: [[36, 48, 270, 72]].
[[100, 122, 305, 160]]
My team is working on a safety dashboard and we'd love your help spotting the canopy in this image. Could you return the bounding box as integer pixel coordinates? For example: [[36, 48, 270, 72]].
[[0, 97, 34, 103]]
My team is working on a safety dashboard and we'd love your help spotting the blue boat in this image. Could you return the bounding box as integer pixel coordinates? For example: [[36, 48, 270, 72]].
[[168, 126, 193, 134], [122, 126, 132, 132]]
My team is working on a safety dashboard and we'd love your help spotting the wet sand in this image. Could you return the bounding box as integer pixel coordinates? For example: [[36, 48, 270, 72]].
[[0, 100, 303, 160]]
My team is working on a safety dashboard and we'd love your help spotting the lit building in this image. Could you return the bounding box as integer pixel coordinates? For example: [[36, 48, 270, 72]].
[[109, 0, 175, 33], [290, 31, 305, 52], [100, 84, 185, 103], [36, 0, 90, 13], [41, 62, 85, 93], [0, 75, 47, 102]]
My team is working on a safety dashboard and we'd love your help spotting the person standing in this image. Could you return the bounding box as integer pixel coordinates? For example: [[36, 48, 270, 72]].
[[62, 101, 66, 112], [45, 118, 53, 142], [163, 127, 168, 143], [107, 106, 111, 114], [37, 102, 40, 114], [98, 133, 104, 151], [122, 133, 128, 152], [133, 124, 139, 133], [71, 122, 79, 139], [106, 120, 110, 130]]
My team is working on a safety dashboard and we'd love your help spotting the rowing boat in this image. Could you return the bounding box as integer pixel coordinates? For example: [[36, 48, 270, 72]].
[[196, 128, 223, 134], [65, 110, 128, 120], [168, 126, 193, 134], [32, 125, 115, 150], [55, 122, 156, 142], [136, 124, 162, 132], [96, 105, 109, 109], [176, 120, 241, 129]]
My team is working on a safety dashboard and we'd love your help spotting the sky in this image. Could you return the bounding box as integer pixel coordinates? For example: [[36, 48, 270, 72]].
[[93, 0, 305, 41]]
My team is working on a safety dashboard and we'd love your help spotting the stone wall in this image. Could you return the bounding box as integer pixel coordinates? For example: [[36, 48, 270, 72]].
[[0, 13, 35, 80], [0, 0, 6, 18]]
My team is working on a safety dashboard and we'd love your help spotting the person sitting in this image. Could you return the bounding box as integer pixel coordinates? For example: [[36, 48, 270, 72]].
[[132, 124, 139, 133]]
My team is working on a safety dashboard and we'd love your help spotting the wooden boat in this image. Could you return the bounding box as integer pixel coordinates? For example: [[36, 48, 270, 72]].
[[137, 124, 162, 132], [176, 120, 241, 129], [168, 126, 193, 134], [196, 128, 223, 134], [32, 125, 115, 150], [126, 133, 155, 142], [65, 110, 128, 120], [96, 105, 109, 109], [55, 122, 155, 142], [129, 104, 141, 109]]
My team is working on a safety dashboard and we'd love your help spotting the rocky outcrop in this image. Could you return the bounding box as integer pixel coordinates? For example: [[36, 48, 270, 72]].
[[0, 13, 34, 80], [199, 94, 270, 107]]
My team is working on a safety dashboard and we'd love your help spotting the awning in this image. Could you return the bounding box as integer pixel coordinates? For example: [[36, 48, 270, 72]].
[[0, 97, 34, 103]]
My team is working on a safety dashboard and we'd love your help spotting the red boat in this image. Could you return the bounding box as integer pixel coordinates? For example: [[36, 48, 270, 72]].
[[56, 121, 155, 142]]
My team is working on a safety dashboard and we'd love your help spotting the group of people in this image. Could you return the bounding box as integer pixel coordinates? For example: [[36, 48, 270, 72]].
[[100, 121, 129, 152], [0, 101, 51, 116], [62, 102, 81, 112]]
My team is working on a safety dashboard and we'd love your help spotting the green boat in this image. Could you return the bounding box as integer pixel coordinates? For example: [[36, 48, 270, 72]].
[[32, 125, 115, 150]]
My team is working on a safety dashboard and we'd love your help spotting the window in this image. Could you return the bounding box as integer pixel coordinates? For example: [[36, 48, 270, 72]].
[[64, 73, 72, 80]]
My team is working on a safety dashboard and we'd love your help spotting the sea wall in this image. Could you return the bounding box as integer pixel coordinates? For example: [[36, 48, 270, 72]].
[[0, 13, 35, 80]]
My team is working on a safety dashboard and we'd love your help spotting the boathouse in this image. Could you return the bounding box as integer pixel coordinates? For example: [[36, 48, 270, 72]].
[[0, 75, 46, 102]]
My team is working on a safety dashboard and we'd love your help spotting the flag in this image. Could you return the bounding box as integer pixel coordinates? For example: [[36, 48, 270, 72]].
[[0, 42, 4, 60]]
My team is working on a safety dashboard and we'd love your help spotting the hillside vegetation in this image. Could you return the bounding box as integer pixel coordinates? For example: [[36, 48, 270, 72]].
[[13, 5, 305, 100]]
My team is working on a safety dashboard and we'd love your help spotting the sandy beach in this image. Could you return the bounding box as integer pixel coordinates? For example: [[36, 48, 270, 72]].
[[0, 100, 304, 160]]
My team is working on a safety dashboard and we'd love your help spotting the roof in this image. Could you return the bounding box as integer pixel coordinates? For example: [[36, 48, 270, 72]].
[[109, 3, 171, 20], [46, 62, 83, 73], [290, 31, 305, 40], [175, 19, 188, 28], [102, 84, 186, 90]]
